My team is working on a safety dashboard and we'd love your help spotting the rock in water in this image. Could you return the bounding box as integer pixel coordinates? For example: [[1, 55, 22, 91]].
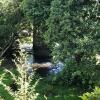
[[50, 61, 64, 74]]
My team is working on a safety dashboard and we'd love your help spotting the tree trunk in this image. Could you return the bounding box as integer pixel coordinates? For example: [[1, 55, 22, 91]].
[[33, 26, 51, 63]]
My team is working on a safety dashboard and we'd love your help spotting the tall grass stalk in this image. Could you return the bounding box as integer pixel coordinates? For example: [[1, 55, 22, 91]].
[[0, 54, 40, 100]]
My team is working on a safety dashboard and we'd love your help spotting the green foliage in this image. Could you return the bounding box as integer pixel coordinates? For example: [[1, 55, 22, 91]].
[[0, 66, 81, 100], [0, 65, 40, 100], [42, 0, 100, 88], [0, 0, 100, 99], [22, 0, 52, 46], [22, 0, 52, 26], [0, 0, 22, 47], [0, 85, 14, 100], [51, 63, 96, 90], [28, 76, 82, 100], [45, 0, 100, 61], [81, 87, 100, 100], [0, 0, 23, 62]]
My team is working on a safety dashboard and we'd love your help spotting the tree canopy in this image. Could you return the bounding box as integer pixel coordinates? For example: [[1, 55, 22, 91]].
[[44, 0, 100, 63], [0, 0, 22, 47]]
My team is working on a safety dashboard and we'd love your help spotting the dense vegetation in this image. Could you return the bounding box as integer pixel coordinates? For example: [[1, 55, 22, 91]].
[[0, 0, 100, 100], [44, 0, 100, 88]]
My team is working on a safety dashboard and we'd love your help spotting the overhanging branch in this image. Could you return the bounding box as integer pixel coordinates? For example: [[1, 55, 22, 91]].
[[0, 33, 16, 59]]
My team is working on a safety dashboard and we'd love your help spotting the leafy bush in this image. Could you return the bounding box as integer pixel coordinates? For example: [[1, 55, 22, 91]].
[[51, 59, 97, 90], [42, 0, 100, 89], [80, 87, 100, 100], [52, 69, 95, 90], [0, 60, 40, 100], [45, 0, 100, 61]]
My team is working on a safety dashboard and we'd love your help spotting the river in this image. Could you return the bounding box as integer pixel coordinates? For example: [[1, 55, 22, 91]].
[[21, 43, 64, 76]]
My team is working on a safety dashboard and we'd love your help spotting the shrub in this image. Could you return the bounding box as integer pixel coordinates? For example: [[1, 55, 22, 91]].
[[0, 57, 40, 100], [51, 59, 96, 90], [80, 87, 100, 100]]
